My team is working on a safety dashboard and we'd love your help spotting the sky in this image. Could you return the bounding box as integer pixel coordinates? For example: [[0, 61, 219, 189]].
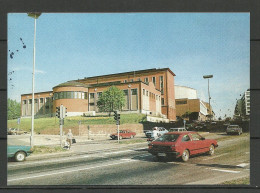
[[8, 13, 250, 119]]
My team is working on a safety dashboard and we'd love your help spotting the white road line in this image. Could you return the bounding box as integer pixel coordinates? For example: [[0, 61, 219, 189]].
[[237, 163, 249, 168], [8, 148, 145, 167], [210, 168, 240, 174], [8, 159, 138, 182], [203, 153, 228, 161]]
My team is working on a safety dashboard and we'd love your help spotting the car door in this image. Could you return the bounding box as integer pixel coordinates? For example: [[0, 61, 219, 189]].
[[180, 134, 193, 154], [189, 133, 207, 154]]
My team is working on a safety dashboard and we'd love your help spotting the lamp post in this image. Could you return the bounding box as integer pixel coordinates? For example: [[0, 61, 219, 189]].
[[28, 13, 41, 147], [203, 75, 213, 121]]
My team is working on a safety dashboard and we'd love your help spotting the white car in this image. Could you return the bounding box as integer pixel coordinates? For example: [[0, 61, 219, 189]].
[[169, 128, 187, 132], [145, 127, 168, 138], [226, 125, 242, 135]]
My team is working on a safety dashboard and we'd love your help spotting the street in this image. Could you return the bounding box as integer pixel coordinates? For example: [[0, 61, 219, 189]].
[[7, 133, 250, 185]]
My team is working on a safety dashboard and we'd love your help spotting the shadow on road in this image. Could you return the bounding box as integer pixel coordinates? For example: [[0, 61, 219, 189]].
[[196, 163, 242, 169]]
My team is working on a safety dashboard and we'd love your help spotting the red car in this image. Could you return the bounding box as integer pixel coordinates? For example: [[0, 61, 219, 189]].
[[148, 131, 218, 162], [110, 129, 136, 140]]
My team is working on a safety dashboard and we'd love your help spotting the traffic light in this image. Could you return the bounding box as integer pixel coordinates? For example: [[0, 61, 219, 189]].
[[114, 111, 118, 120], [56, 106, 60, 118], [117, 113, 120, 120]]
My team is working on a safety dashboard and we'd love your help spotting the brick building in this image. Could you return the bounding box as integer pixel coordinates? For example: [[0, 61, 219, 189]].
[[21, 68, 177, 121]]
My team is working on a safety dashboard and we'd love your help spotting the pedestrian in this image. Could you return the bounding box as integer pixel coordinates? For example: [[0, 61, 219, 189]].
[[66, 129, 73, 149], [152, 127, 159, 140]]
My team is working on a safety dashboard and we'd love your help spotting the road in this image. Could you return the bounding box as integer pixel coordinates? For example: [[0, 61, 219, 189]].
[[7, 133, 250, 185]]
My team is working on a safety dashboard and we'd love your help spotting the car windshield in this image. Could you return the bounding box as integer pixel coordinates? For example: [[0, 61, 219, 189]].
[[228, 125, 239, 128], [155, 134, 180, 142]]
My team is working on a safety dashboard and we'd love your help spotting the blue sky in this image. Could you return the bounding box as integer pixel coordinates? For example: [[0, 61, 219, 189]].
[[8, 13, 250, 118]]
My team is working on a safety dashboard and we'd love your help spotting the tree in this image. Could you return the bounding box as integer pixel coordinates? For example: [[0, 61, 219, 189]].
[[181, 111, 192, 121], [97, 86, 125, 114], [8, 98, 21, 120]]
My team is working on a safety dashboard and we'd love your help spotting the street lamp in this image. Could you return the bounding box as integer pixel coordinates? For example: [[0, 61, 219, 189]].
[[203, 75, 213, 121], [27, 12, 41, 147]]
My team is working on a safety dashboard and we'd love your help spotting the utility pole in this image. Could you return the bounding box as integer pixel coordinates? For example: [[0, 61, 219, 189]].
[[27, 12, 41, 147], [203, 75, 213, 121]]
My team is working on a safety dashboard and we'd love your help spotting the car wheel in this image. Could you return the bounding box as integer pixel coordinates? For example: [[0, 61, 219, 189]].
[[15, 151, 26, 162], [181, 150, 189, 162], [208, 145, 215, 155], [119, 136, 123, 140], [130, 135, 133, 139]]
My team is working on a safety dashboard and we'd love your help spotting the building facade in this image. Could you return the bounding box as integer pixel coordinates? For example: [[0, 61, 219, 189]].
[[174, 85, 213, 121], [21, 68, 177, 121]]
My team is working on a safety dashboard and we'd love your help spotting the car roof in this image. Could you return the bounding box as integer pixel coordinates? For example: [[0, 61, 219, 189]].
[[166, 131, 196, 135]]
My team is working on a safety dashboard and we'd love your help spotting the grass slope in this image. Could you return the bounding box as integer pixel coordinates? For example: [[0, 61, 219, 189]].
[[8, 114, 146, 134]]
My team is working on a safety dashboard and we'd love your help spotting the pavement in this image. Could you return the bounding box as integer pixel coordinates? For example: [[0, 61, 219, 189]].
[[7, 133, 148, 161]]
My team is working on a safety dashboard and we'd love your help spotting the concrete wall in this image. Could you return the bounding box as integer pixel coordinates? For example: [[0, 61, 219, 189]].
[[175, 85, 198, 99], [79, 124, 144, 136]]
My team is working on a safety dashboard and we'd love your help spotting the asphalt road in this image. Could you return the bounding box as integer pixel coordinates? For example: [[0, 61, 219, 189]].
[[7, 133, 250, 185]]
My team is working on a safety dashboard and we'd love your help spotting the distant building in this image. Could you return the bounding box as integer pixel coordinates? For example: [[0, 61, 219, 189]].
[[244, 90, 250, 116], [234, 89, 250, 118], [21, 68, 177, 121], [175, 85, 213, 121]]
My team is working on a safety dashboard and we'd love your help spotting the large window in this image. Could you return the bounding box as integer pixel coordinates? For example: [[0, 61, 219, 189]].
[[176, 100, 187, 105], [54, 91, 88, 100], [152, 77, 156, 85], [160, 76, 164, 94], [90, 93, 95, 99]]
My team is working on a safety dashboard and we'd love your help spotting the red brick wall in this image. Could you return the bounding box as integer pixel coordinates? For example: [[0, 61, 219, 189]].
[[53, 86, 89, 113]]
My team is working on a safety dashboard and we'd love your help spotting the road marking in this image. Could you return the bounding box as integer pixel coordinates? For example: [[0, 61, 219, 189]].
[[8, 147, 145, 167], [8, 159, 138, 182], [245, 152, 250, 154], [203, 153, 228, 160], [210, 168, 240, 173], [237, 163, 249, 168]]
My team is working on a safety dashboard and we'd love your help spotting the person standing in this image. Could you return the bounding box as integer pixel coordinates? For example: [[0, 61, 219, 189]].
[[152, 127, 159, 140], [66, 129, 73, 149]]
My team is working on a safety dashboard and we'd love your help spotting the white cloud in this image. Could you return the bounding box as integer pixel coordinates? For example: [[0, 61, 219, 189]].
[[10, 66, 46, 74]]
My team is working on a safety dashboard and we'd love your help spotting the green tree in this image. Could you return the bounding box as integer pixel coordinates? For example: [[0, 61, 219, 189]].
[[8, 98, 21, 120], [97, 86, 125, 114], [181, 111, 192, 121]]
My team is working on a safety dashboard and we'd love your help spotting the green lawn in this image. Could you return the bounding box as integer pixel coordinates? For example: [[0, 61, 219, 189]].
[[8, 113, 146, 134]]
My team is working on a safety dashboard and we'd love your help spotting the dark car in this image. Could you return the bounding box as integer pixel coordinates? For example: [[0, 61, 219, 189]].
[[110, 129, 136, 140], [148, 131, 218, 162], [7, 145, 33, 162]]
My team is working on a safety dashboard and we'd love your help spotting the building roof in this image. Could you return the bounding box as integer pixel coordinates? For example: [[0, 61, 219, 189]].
[[21, 91, 53, 96], [79, 68, 176, 81], [53, 81, 89, 89]]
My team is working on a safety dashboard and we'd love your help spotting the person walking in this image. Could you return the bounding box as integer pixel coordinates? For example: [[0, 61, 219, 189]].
[[66, 129, 73, 149]]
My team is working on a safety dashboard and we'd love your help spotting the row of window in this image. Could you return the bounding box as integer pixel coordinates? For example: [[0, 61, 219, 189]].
[[23, 97, 53, 105], [54, 91, 88, 100], [122, 76, 164, 94], [176, 100, 187, 105], [142, 89, 161, 100]]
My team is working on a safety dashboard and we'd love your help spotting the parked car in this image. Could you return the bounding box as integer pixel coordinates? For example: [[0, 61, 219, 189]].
[[7, 145, 33, 162], [226, 125, 243, 135], [8, 128, 27, 135], [110, 129, 136, 140], [169, 128, 187, 132], [145, 127, 168, 138], [148, 131, 218, 162]]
